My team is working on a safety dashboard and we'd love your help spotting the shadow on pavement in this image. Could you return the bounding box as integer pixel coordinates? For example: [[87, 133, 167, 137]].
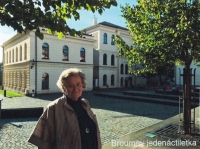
[[0, 117, 38, 129], [83, 90, 180, 120], [15, 89, 180, 121]]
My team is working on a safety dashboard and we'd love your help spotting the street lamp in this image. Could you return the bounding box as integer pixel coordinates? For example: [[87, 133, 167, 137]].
[[30, 59, 35, 69]]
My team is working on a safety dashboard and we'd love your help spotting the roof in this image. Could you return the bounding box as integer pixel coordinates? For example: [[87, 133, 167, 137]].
[[99, 21, 128, 31]]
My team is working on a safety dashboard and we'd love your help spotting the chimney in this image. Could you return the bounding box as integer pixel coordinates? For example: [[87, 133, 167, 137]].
[[92, 16, 97, 25]]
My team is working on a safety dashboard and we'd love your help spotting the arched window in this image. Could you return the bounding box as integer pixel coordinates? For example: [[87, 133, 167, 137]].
[[12, 49, 14, 62], [20, 45, 22, 61], [121, 64, 124, 74], [16, 47, 18, 62], [63, 45, 69, 61], [6, 52, 8, 63], [111, 55, 115, 65], [111, 35, 115, 45], [9, 51, 11, 63], [80, 48, 85, 62], [103, 54, 107, 65], [103, 75, 107, 86], [42, 73, 49, 89], [121, 77, 124, 86], [24, 43, 27, 60], [103, 33, 107, 44], [42, 43, 49, 59], [125, 64, 128, 74], [111, 75, 114, 85], [3, 53, 5, 64]]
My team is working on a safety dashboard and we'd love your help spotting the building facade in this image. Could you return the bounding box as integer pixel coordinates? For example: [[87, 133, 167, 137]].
[[84, 21, 146, 88], [175, 62, 200, 87], [1, 21, 146, 95]]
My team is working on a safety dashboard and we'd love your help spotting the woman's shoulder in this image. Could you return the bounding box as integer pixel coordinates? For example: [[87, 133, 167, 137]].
[[80, 98, 90, 107], [47, 95, 66, 108]]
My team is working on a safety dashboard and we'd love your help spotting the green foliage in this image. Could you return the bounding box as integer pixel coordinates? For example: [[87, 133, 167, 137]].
[[116, 0, 200, 75], [0, 0, 117, 39]]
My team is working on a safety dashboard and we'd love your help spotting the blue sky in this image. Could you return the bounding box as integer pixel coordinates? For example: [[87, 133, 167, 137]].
[[0, 0, 137, 62]]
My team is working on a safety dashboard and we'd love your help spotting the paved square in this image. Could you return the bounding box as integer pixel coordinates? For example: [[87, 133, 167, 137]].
[[0, 90, 179, 148]]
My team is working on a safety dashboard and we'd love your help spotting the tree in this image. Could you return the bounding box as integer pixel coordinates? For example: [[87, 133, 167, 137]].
[[115, 0, 200, 134], [0, 0, 117, 39], [143, 64, 174, 86]]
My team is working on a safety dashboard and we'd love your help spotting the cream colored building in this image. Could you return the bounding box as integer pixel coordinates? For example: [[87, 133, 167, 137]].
[[1, 21, 146, 95], [84, 21, 145, 88]]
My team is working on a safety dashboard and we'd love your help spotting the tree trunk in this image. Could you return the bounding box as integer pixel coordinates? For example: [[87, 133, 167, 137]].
[[183, 67, 192, 134]]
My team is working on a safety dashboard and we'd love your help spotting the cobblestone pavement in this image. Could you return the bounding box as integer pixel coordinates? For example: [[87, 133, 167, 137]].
[[0, 90, 180, 148]]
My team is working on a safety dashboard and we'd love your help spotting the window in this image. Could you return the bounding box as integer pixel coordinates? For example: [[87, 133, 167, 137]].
[[111, 55, 115, 65], [121, 64, 124, 74], [103, 75, 107, 86], [20, 45, 22, 61], [3, 53, 5, 64], [42, 73, 49, 89], [6, 52, 8, 63], [42, 43, 49, 59], [63, 45, 69, 61], [12, 49, 14, 62], [24, 43, 27, 60], [111, 35, 115, 45], [111, 75, 114, 85], [80, 48, 85, 62], [125, 64, 128, 74], [121, 77, 124, 86], [103, 33, 107, 44], [16, 47, 18, 62], [10, 51, 11, 63], [103, 54, 107, 65]]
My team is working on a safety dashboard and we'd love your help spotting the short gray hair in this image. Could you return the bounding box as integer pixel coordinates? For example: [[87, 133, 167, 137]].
[[56, 68, 86, 92]]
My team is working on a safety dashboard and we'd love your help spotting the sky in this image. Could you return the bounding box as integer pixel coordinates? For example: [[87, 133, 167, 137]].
[[0, 0, 137, 62]]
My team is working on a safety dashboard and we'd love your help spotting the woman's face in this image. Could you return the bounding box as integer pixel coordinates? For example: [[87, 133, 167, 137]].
[[63, 75, 83, 101]]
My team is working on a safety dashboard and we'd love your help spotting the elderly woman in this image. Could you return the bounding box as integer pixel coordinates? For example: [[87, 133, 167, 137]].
[[28, 68, 101, 149]]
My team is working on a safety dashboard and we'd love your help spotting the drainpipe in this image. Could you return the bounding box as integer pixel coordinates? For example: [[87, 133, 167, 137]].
[[35, 34, 37, 96], [117, 55, 119, 87], [2, 47, 4, 89]]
